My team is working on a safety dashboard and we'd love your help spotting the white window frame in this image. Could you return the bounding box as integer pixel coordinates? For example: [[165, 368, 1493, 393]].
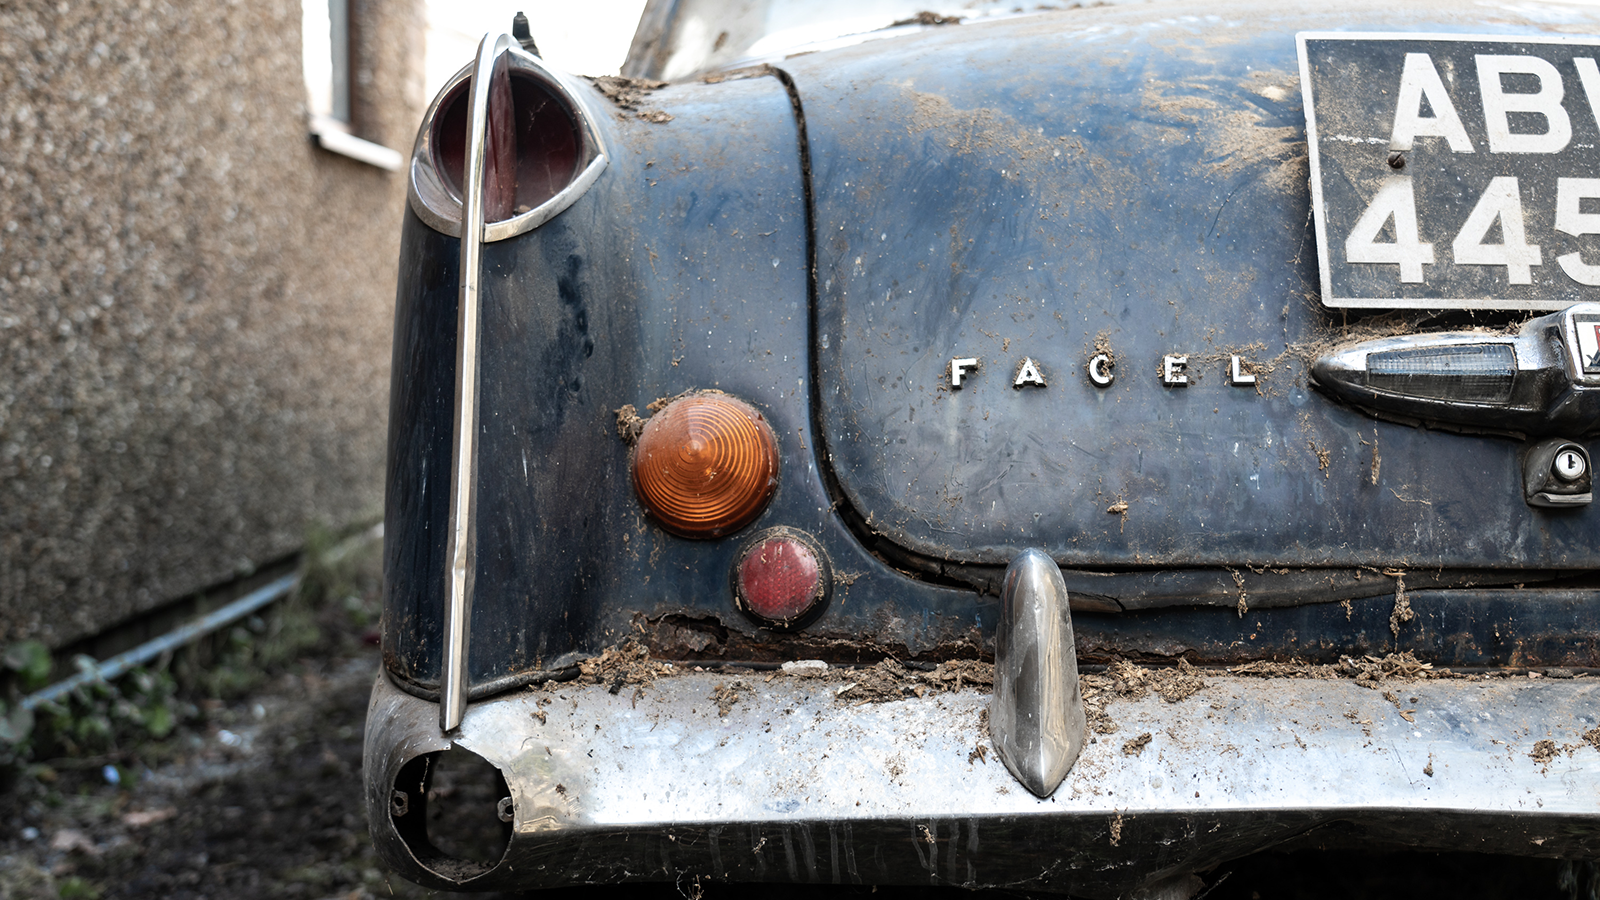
[[302, 0, 403, 171]]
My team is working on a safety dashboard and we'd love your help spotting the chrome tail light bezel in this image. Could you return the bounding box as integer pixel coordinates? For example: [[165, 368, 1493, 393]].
[[408, 45, 609, 242]]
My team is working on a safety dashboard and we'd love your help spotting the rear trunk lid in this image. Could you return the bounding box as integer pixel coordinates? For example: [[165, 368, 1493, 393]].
[[786, 4, 1600, 574]]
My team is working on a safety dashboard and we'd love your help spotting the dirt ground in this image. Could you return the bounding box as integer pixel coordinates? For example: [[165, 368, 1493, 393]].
[[0, 537, 455, 900], [0, 541, 1590, 900]]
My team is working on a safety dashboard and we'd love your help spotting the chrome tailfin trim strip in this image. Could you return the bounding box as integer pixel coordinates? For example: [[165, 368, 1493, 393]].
[[441, 32, 515, 734]]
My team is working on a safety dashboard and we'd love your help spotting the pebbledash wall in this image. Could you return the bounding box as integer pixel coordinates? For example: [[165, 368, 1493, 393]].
[[0, 1, 425, 649]]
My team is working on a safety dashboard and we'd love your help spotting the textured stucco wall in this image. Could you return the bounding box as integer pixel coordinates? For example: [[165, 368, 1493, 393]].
[[0, 0, 424, 646]]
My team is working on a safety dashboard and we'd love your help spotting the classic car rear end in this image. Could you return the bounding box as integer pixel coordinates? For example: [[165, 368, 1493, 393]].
[[366, 2, 1600, 895]]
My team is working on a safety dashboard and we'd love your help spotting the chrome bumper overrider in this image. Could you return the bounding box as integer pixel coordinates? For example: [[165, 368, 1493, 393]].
[[365, 668, 1600, 897]]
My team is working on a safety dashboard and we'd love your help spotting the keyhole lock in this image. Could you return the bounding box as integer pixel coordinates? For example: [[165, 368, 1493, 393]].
[[1524, 439, 1593, 508], [1554, 448, 1587, 481]]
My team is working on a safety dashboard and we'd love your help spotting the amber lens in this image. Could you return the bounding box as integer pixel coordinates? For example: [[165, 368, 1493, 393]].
[[632, 394, 778, 539]]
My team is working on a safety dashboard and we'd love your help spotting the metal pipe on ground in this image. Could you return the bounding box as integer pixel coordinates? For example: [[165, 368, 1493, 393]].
[[22, 523, 383, 711]]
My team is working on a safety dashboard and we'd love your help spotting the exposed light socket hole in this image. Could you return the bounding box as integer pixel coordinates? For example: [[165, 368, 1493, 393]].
[[391, 747, 512, 882]]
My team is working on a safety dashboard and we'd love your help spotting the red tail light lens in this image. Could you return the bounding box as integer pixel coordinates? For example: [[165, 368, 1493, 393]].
[[431, 66, 582, 222], [733, 528, 833, 630], [631, 393, 779, 539]]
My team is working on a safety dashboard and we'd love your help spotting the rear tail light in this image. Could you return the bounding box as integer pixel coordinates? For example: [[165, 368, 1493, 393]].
[[430, 59, 575, 221], [408, 45, 608, 241], [631, 393, 779, 539], [732, 528, 832, 630]]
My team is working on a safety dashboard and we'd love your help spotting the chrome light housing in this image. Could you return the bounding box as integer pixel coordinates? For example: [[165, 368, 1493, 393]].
[[1311, 303, 1600, 438], [408, 45, 608, 241]]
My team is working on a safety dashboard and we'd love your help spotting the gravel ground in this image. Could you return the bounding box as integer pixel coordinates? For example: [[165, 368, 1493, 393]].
[[0, 542, 1588, 900]]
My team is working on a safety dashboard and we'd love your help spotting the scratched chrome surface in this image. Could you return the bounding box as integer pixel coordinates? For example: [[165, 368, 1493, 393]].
[[366, 669, 1599, 894]]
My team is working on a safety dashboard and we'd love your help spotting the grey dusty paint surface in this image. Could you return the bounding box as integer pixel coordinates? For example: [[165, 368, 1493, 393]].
[[0, 0, 425, 647]]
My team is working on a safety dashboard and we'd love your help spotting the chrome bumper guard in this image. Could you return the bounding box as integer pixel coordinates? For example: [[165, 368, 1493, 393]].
[[365, 667, 1599, 897]]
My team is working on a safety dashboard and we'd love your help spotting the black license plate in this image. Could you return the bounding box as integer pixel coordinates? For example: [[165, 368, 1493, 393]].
[[1300, 32, 1600, 310]]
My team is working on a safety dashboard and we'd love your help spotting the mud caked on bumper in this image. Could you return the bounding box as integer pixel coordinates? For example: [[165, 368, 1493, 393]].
[[365, 667, 1600, 898]]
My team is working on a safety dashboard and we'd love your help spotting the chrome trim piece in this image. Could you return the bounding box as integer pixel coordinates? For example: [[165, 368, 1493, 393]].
[[990, 548, 1084, 798], [1161, 354, 1189, 386], [948, 356, 978, 388], [441, 32, 514, 733], [1011, 356, 1046, 388], [1087, 352, 1114, 387], [1312, 303, 1600, 438], [365, 667, 1600, 893], [1229, 354, 1257, 386], [407, 45, 610, 242]]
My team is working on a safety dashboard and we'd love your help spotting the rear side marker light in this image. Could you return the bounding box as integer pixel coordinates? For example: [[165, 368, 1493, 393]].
[[732, 528, 833, 630], [408, 44, 608, 241], [631, 393, 779, 539]]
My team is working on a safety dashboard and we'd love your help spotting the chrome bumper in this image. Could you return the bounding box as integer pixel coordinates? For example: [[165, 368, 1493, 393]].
[[365, 668, 1600, 897]]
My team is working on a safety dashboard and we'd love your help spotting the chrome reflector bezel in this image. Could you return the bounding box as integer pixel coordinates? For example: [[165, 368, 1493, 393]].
[[408, 46, 609, 242]]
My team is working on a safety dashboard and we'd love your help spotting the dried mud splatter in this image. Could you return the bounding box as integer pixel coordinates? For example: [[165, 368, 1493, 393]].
[[591, 75, 665, 108], [891, 11, 963, 26], [710, 680, 751, 716], [1226, 652, 1442, 690], [1229, 659, 1341, 679], [1138, 73, 1305, 196], [904, 90, 1058, 162], [1082, 660, 1206, 735], [573, 639, 677, 689], [1307, 440, 1331, 477], [614, 404, 646, 445], [701, 64, 777, 85], [1388, 572, 1414, 637], [614, 390, 710, 445], [1530, 739, 1559, 771], [829, 658, 994, 704], [590, 75, 673, 123], [1368, 431, 1382, 485]]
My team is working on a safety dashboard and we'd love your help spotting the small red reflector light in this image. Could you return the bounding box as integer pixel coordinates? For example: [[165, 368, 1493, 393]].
[[732, 528, 832, 630]]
